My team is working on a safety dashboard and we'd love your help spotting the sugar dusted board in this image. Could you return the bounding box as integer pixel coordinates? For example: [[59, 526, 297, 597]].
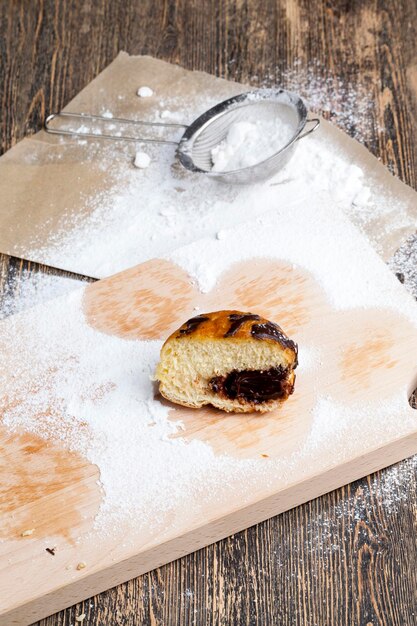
[[1, 194, 417, 625]]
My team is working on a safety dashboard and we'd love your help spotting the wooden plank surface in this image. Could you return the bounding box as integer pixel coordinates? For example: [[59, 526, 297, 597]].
[[0, 1, 416, 625]]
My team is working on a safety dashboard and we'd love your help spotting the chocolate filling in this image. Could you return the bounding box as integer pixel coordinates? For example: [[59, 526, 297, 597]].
[[209, 366, 293, 404]]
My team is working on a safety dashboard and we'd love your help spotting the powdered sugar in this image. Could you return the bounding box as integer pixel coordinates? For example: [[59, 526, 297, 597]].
[[167, 194, 417, 323], [388, 233, 417, 300], [1, 285, 415, 537], [308, 395, 412, 454], [274, 134, 370, 206], [0, 290, 246, 532], [2, 57, 417, 546], [133, 151, 151, 169], [22, 76, 414, 279], [255, 59, 380, 145], [137, 86, 154, 98], [1, 197, 417, 539], [25, 127, 383, 280], [211, 118, 294, 172], [294, 454, 417, 565], [0, 268, 89, 320]]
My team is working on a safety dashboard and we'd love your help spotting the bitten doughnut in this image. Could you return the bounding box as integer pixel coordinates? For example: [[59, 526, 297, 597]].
[[155, 310, 298, 413]]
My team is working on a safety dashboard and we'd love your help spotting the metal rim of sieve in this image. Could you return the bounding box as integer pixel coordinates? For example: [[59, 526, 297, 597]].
[[176, 89, 319, 177]]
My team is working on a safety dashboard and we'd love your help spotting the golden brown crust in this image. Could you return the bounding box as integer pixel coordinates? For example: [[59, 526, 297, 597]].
[[166, 310, 298, 366]]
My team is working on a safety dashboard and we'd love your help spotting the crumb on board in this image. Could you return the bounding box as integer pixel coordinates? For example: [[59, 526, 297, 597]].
[[75, 614, 86, 623], [261, 454, 269, 458], [76, 561, 87, 571], [21, 528, 35, 537]]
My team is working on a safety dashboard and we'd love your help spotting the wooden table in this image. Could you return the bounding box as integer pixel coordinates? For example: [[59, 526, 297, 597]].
[[1, 1, 417, 624]]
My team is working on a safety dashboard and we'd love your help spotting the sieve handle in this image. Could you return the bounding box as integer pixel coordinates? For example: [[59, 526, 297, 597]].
[[296, 118, 320, 141], [44, 112, 187, 145]]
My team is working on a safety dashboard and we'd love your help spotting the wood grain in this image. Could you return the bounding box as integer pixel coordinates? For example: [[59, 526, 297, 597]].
[[0, 1, 416, 625]]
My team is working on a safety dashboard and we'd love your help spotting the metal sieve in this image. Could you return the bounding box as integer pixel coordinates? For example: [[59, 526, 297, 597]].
[[45, 89, 319, 184]]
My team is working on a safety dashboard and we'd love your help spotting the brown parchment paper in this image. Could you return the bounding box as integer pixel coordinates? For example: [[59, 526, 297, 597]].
[[0, 51, 416, 277]]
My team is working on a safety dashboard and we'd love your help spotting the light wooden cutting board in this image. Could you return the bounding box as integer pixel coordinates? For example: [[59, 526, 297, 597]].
[[1, 195, 417, 625]]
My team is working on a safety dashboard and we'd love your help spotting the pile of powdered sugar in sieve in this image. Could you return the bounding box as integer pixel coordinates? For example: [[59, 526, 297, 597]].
[[211, 117, 294, 172]]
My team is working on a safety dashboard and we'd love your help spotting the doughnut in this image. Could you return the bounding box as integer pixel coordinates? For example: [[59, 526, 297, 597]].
[[155, 310, 298, 413]]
